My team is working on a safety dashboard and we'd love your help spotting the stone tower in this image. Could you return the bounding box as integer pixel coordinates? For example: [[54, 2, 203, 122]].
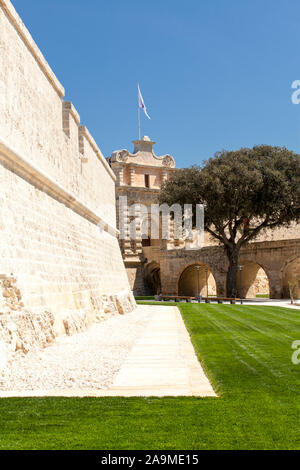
[[108, 136, 176, 295]]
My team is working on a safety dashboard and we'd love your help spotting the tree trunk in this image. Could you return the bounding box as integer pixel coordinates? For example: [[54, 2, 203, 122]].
[[226, 248, 240, 298]]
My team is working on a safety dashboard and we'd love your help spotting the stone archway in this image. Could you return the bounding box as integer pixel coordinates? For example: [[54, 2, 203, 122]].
[[282, 256, 300, 299], [237, 261, 270, 298], [144, 261, 161, 295], [178, 263, 217, 297]]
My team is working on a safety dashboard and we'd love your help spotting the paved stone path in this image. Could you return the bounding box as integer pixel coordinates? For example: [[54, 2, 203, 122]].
[[108, 306, 216, 397], [0, 305, 216, 398]]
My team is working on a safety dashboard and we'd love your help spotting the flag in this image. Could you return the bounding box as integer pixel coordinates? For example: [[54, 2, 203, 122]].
[[138, 84, 151, 119]]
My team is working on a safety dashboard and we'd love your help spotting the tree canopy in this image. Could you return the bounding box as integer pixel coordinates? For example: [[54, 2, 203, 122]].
[[159, 145, 300, 297]]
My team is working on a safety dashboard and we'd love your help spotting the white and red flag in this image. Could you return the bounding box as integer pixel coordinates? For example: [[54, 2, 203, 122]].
[[138, 84, 151, 119]]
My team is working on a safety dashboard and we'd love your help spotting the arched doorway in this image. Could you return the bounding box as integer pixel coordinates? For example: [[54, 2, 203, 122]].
[[145, 261, 161, 294], [178, 263, 217, 297], [237, 262, 270, 298], [283, 257, 300, 299]]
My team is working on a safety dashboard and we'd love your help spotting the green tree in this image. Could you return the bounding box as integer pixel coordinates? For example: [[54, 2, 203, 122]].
[[159, 145, 300, 297]]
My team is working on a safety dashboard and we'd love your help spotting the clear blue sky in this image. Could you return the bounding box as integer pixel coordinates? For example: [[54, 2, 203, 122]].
[[11, 0, 300, 167]]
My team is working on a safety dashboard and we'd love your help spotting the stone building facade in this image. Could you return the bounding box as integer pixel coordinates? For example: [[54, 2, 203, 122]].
[[109, 136, 218, 295], [108, 136, 176, 294], [0, 0, 135, 361]]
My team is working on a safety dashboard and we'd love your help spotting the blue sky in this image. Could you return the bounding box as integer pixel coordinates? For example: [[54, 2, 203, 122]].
[[11, 0, 300, 167]]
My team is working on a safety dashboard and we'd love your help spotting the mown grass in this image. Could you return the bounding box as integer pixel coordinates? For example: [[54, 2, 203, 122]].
[[0, 304, 299, 449]]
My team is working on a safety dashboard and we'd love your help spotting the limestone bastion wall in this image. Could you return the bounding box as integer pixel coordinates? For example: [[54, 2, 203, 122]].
[[0, 0, 135, 364]]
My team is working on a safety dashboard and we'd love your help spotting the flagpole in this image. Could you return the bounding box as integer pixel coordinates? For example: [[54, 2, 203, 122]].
[[137, 85, 141, 139], [138, 106, 141, 140]]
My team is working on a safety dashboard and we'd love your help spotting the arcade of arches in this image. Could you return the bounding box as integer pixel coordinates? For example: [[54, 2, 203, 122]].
[[143, 240, 300, 299], [177, 262, 270, 298]]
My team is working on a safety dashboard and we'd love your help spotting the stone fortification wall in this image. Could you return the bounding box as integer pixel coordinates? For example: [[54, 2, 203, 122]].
[[0, 0, 135, 362]]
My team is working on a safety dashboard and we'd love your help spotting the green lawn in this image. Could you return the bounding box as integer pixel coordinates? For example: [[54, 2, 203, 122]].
[[0, 304, 300, 449]]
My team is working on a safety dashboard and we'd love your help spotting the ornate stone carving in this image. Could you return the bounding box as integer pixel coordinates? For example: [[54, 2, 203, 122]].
[[162, 155, 175, 168], [117, 150, 129, 163]]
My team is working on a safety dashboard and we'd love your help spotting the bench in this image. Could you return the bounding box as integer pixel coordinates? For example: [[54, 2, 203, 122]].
[[160, 295, 196, 302], [202, 297, 243, 305], [160, 295, 243, 304]]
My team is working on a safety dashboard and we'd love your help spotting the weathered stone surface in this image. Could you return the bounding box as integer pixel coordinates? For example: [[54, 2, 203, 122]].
[[0, 276, 24, 313], [0, 310, 56, 357]]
